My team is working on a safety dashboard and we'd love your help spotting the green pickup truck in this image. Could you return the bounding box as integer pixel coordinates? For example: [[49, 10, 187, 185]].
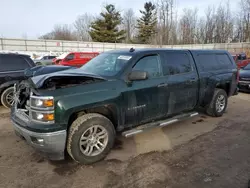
[[11, 48, 238, 164]]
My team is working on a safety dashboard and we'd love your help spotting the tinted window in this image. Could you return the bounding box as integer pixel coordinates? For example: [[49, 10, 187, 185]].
[[163, 53, 192, 75], [239, 54, 246, 60], [216, 54, 232, 68], [132, 55, 161, 78], [48, 56, 56, 59], [0, 55, 31, 72], [197, 53, 232, 71], [66, 54, 75, 60]]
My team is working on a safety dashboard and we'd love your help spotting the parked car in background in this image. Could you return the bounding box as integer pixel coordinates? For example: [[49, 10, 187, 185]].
[[52, 53, 68, 65], [58, 52, 99, 67], [0, 53, 35, 108], [33, 55, 57, 66], [231, 52, 250, 69], [11, 48, 238, 164], [238, 64, 250, 92]]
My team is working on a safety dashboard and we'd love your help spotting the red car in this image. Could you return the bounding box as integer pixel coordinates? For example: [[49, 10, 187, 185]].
[[231, 52, 250, 69], [56, 52, 99, 67]]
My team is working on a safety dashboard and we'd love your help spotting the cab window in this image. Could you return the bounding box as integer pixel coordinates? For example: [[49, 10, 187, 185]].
[[132, 55, 162, 78]]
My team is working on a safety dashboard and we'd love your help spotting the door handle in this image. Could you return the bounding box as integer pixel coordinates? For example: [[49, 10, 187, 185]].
[[158, 83, 168, 88]]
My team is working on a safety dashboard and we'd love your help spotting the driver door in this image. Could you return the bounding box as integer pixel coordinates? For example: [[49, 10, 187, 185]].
[[123, 54, 168, 126]]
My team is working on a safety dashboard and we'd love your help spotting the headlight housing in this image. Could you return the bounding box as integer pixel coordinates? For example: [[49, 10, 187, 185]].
[[30, 96, 54, 109], [29, 94, 55, 124], [31, 111, 55, 123]]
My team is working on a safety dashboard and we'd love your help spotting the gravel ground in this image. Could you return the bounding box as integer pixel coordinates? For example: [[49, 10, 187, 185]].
[[0, 93, 250, 188]]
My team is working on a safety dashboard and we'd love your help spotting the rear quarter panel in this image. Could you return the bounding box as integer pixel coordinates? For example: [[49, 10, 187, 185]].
[[191, 51, 237, 107]]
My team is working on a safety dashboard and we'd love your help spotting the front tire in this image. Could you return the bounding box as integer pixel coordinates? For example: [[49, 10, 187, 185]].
[[1, 87, 15, 108], [206, 88, 228, 117], [67, 113, 115, 164]]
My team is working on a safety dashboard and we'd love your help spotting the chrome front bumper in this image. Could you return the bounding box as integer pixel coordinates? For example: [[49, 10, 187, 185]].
[[12, 121, 67, 160]]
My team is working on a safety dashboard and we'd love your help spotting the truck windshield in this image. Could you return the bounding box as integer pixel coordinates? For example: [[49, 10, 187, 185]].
[[80, 53, 132, 76]]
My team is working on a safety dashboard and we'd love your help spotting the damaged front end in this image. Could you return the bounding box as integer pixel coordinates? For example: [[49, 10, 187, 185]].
[[30, 70, 107, 90], [13, 80, 55, 124], [13, 71, 107, 124], [34, 75, 105, 90], [11, 80, 67, 160]]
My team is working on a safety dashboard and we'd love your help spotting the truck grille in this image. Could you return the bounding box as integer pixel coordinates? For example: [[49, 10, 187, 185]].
[[240, 77, 250, 81]]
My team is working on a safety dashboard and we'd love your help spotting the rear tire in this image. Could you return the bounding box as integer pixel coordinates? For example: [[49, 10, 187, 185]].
[[1, 87, 15, 108], [67, 113, 115, 164], [206, 88, 228, 117]]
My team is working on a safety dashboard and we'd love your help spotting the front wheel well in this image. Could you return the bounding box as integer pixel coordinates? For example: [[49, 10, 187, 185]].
[[68, 105, 118, 130]]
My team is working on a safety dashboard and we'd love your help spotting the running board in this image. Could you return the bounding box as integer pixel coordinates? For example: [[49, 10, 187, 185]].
[[122, 112, 199, 138]]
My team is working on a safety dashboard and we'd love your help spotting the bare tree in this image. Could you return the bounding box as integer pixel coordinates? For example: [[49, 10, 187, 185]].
[[233, 12, 244, 42], [195, 18, 206, 44], [74, 13, 94, 41], [240, 0, 250, 42], [204, 6, 216, 43], [214, 2, 234, 43], [122, 8, 137, 43], [39, 24, 77, 41], [156, 0, 176, 45], [179, 8, 198, 44]]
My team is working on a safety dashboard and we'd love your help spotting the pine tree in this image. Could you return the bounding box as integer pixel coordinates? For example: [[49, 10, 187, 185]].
[[89, 4, 126, 43], [136, 2, 157, 44]]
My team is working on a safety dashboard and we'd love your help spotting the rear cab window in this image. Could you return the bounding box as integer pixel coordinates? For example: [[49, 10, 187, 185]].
[[196, 53, 233, 72]]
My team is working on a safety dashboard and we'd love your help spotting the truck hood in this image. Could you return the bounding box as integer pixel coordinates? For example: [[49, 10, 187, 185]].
[[239, 69, 250, 78], [25, 65, 76, 78], [30, 68, 107, 89]]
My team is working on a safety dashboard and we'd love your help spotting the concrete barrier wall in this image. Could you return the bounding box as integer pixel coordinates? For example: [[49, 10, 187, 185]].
[[0, 38, 249, 58]]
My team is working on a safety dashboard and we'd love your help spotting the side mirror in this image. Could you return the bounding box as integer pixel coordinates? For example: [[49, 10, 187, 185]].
[[128, 71, 148, 81]]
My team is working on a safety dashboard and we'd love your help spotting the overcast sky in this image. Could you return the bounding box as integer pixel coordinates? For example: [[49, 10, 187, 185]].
[[0, 0, 237, 39]]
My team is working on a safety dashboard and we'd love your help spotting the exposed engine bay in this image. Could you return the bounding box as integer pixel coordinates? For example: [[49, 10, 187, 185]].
[[15, 81, 32, 111], [39, 76, 105, 90]]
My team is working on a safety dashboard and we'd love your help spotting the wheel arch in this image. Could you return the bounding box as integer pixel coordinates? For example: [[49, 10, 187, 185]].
[[67, 104, 119, 131], [215, 82, 230, 96], [201, 79, 230, 107], [0, 81, 19, 96]]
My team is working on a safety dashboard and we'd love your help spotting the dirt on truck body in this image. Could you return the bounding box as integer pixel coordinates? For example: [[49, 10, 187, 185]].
[[11, 48, 238, 165]]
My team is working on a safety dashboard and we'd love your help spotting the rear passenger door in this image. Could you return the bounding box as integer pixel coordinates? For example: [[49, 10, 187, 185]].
[[0, 55, 32, 86], [162, 51, 199, 115]]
